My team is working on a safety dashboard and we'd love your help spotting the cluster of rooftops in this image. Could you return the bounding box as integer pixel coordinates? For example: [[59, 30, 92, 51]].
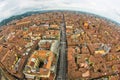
[[0, 11, 120, 80]]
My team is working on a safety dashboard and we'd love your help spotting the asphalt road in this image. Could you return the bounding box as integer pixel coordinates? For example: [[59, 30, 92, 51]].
[[56, 14, 67, 80]]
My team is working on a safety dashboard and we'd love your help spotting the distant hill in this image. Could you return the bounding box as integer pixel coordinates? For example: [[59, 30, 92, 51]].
[[0, 10, 52, 26], [0, 10, 119, 27]]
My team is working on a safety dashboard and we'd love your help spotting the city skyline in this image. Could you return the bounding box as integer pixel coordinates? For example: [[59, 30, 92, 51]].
[[0, 0, 120, 24]]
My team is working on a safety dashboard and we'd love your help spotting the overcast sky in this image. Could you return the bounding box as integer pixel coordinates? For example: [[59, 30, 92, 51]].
[[0, 0, 120, 23]]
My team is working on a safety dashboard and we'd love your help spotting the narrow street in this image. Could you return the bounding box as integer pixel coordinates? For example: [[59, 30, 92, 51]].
[[56, 14, 67, 80]]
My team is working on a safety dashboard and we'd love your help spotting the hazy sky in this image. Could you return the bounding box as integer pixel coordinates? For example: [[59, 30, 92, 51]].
[[0, 0, 120, 23]]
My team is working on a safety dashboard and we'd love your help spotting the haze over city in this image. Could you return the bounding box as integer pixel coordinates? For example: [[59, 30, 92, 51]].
[[0, 0, 120, 23]]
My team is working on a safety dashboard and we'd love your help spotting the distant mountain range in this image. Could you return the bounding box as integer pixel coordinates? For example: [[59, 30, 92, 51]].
[[0, 10, 52, 26], [0, 10, 119, 27]]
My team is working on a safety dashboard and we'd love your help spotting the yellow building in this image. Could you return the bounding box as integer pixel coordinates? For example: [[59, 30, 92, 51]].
[[24, 50, 54, 79]]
